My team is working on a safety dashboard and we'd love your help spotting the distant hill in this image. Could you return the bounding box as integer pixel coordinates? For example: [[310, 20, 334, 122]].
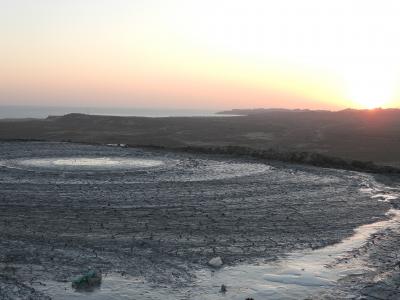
[[217, 108, 327, 115], [218, 107, 399, 116], [1, 108, 400, 169]]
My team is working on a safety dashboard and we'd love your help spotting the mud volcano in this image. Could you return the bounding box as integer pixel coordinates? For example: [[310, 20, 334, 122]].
[[0, 141, 396, 299], [10, 157, 165, 170]]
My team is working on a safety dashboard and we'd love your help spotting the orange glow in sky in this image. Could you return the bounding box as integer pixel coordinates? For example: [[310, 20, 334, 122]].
[[1, 0, 400, 110]]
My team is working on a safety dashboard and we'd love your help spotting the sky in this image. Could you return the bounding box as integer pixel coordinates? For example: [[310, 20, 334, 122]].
[[1, 0, 400, 110]]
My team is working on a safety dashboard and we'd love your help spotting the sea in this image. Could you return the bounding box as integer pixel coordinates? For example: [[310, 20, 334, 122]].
[[0, 105, 230, 119]]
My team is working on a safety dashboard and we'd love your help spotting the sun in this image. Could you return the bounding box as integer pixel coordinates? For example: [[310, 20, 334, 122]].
[[357, 99, 387, 109], [344, 70, 394, 109], [347, 83, 391, 109]]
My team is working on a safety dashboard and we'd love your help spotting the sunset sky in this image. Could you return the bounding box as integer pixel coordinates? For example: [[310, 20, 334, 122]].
[[1, 0, 400, 110]]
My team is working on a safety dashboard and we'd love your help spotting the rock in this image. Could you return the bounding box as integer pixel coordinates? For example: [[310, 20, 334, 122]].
[[208, 256, 223, 268], [220, 284, 227, 293]]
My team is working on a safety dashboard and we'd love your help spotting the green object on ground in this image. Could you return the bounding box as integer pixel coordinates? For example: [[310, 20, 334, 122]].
[[72, 270, 102, 290]]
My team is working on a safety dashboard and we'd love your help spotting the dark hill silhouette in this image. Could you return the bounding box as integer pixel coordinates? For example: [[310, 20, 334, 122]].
[[1, 108, 400, 171]]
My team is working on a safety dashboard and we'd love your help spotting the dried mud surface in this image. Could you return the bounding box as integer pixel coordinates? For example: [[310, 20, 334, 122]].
[[0, 142, 397, 299], [317, 178, 400, 300]]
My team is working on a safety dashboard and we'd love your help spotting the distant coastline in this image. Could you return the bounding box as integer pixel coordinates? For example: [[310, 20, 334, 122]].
[[3, 105, 399, 119], [0, 105, 230, 119]]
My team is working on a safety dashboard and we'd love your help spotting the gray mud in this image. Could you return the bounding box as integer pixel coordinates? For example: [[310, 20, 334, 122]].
[[319, 179, 400, 300], [0, 142, 397, 299]]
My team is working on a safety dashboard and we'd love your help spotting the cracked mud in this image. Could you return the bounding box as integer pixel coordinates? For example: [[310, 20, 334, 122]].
[[0, 142, 398, 299]]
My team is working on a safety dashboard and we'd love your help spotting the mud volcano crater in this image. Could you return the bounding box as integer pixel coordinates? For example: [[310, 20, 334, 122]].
[[10, 157, 165, 171], [0, 141, 392, 299]]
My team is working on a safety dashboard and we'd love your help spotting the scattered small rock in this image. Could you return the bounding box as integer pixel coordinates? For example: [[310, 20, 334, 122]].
[[208, 256, 223, 268]]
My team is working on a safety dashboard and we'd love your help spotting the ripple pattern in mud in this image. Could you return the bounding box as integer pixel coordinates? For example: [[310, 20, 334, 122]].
[[0, 144, 270, 183]]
